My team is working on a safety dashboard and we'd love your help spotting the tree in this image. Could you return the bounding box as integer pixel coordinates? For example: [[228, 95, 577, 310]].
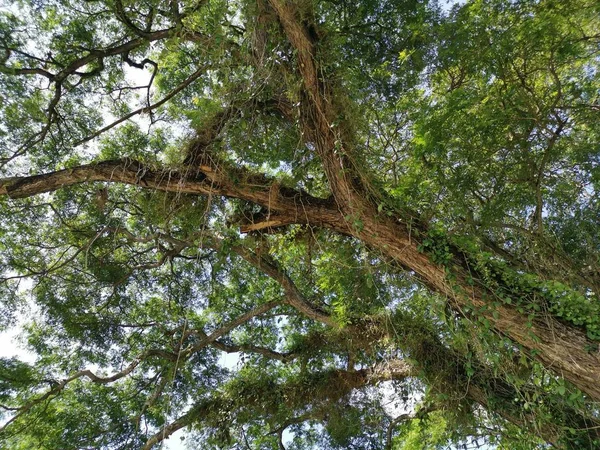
[[0, 0, 599, 448]]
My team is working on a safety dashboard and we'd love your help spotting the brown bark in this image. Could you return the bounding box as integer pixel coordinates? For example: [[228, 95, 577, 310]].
[[357, 216, 600, 402], [264, 0, 600, 403], [0, 158, 343, 231], [2, 3, 598, 449], [142, 360, 414, 449], [1, 0, 598, 410], [1, 157, 600, 403]]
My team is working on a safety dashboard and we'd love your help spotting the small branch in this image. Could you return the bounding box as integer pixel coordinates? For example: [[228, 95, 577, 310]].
[[122, 52, 159, 112], [0, 358, 143, 433], [385, 413, 415, 450], [226, 244, 336, 326], [184, 300, 283, 356], [209, 339, 295, 362], [73, 63, 206, 147], [0, 65, 54, 79], [278, 428, 286, 450], [141, 402, 206, 450]]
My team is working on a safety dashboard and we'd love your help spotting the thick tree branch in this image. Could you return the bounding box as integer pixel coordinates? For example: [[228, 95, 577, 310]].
[[268, 0, 363, 207], [0, 159, 341, 230], [225, 244, 336, 326], [3, 156, 600, 403], [142, 359, 414, 449]]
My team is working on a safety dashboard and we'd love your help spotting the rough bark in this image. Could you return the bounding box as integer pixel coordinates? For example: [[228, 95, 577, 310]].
[[142, 360, 414, 449], [3, 176, 598, 447], [1, 0, 598, 412], [264, 0, 600, 402], [1, 156, 600, 404], [0, 158, 344, 231]]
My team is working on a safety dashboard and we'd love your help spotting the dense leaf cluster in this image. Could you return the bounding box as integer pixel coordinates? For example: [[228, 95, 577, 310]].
[[0, 0, 599, 449]]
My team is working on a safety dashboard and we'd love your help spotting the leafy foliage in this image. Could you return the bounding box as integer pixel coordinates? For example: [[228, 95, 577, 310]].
[[0, 0, 600, 449]]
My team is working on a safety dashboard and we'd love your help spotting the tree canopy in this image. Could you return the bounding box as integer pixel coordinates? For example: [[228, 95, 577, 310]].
[[0, 0, 599, 448]]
